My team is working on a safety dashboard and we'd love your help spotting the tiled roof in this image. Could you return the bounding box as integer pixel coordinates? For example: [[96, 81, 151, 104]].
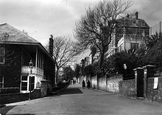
[[0, 23, 39, 44]]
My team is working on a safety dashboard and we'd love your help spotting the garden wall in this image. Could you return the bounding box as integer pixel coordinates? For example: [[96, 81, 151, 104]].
[[98, 77, 106, 91], [107, 75, 122, 93], [91, 75, 97, 89], [146, 77, 162, 103], [119, 79, 136, 97]]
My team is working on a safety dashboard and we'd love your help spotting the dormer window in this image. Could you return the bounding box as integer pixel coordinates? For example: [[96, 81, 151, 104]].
[[0, 47, 5, 64]]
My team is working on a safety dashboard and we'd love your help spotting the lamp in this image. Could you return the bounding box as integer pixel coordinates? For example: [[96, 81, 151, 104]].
[[29, 59, 33, 100]]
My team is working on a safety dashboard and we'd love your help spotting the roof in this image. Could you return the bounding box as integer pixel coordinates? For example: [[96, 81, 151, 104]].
[[0, 23, 54, 62], [117, 13, 149, 28], [119, 18, 149, 28], [0, 23, 39, 44]]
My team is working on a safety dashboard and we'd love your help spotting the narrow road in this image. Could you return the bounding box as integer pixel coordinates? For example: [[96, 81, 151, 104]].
[[1, 83, 162, 115]]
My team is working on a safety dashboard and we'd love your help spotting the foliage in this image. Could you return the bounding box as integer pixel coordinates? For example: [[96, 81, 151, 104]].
[[84, 64, 96, 76], [143, 36, 162, 67], [74, 64, 81, 78], [103, 49, 142, 76], [63, 66, 75, 80], [46, 35, 80, 81], [75, 0, 132, 67], [144, 32, 161, 50]]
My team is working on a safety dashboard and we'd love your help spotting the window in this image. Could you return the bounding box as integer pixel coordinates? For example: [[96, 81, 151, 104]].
[[21, 76, 28, 91], [0, 76, 4, 88], [131, 43, 139, 49], [0, 47, 5, 64]]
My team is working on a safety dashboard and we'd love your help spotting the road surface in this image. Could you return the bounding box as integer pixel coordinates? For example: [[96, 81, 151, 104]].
[[1, 83, 162, 115]]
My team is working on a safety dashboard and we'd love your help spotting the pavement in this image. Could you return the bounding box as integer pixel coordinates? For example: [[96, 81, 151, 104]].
[[1, 83, 162, 115]]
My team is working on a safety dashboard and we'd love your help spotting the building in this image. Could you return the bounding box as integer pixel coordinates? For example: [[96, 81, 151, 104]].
[[149, 21, 162, 35], [106, 12, 150, 57], [0, 23, 55, 96]]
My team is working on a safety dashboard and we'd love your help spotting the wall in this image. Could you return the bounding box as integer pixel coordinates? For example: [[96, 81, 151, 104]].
[[1, 44, 21, 88], [41, 80, 52, 97], [119, 79, 136, 97], [107, 76, 122, 93], [91, 75, 97, 89], [98, 77, 106, 91], [146, 77, 162, 103], [0, 89, 41, 104]]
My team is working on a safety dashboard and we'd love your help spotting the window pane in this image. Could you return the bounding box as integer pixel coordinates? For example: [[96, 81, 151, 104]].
[[0, 48, 5, 56], [21, 82, 27, 90], [22, 76, 27, 81], [0, 83, 2, 88]]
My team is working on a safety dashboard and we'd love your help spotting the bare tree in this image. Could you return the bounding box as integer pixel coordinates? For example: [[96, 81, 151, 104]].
[[47, 36, 80, 83], [75, 0, 132, 68]]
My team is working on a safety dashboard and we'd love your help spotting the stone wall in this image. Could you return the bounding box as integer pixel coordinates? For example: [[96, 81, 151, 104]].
[[91, 75, 97, 89], [41, 80, 52, 97], [107, 76, 122, 93], [147, 77, 162, 103], [119, 79, 136, 97], [98, 77, 106, 91]]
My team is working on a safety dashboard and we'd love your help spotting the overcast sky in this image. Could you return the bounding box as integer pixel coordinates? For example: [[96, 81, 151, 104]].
[[0, 0, 162, 46]]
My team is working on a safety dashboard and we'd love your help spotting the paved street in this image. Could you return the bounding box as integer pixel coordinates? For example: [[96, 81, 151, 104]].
[[1, 84, 162, 115]]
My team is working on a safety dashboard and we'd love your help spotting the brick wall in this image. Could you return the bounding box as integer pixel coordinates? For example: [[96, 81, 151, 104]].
[[119, 79, 136, 97], [0, 89, 41, 104], [1, 44, 22, 88]]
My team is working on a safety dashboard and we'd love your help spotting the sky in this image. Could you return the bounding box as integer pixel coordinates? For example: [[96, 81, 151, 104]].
[[0, 0, 162, 46], [0, 0, 162, 62]]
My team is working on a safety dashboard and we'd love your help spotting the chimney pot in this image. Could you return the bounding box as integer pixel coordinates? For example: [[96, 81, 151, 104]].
[[49, 35, 54, 57], [135, 12, 138, 19]]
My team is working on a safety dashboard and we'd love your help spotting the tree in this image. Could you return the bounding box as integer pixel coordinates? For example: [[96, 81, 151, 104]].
[[144, 32, 161, 50], [103, 49, 142, 78], [63, 66, 75, 80], [46, 36, 80, 83], [74, 64, 81, 79], [75, 0, 132, 68], [90, 45, 97, 63], [143, 33, 162, 67]]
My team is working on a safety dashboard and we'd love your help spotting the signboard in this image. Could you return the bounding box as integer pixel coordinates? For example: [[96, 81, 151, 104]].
[[153, 77, 158, 89]]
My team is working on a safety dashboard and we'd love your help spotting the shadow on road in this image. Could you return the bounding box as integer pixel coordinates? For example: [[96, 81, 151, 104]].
[[0, 106, 15, 115], [57, 88, 83, 95], [0, 105, 35, 115]]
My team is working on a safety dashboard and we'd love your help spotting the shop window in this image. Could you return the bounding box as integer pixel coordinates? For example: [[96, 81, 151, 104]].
[[0, 47, 5, 64]]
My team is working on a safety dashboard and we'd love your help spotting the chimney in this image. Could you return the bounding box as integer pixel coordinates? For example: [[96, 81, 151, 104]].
[[135, 12, 138, 19], [49, 35, 53, 57]]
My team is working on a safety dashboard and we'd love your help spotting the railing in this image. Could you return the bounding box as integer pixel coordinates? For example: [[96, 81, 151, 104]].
[[21, 66, 44, 76]]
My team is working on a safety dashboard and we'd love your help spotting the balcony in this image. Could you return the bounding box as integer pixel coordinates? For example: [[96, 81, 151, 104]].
[[21, 66, 44, 76]]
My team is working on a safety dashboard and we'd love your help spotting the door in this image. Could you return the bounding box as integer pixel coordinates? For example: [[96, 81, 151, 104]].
[[136, 69, 144, 97], [29, 76, 35, 91]]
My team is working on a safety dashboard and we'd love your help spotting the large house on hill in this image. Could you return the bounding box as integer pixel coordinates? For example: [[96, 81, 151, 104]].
[[0, 23, 55, 96], [106, 12, 150, 57]]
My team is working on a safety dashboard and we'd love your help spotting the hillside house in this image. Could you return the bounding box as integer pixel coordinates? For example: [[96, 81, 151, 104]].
[[106, 12, 150, 57]]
